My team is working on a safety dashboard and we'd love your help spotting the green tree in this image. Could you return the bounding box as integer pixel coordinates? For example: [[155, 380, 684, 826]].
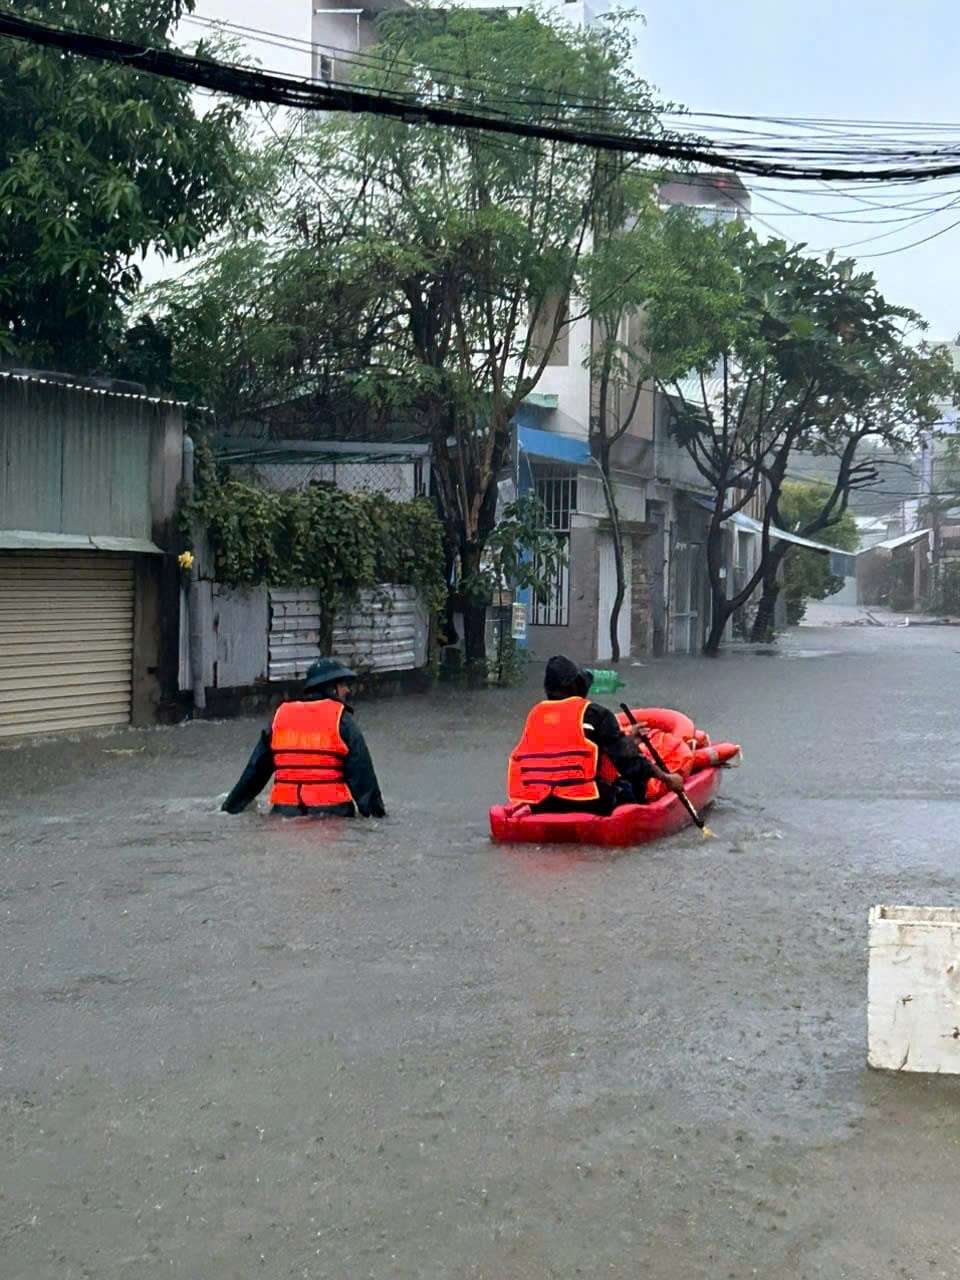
[[303, 8, 671, 670], [470, 495, 567, 684], [749, 340, 956, 641], [645, 219, 923, 654], [141, 8, 675, 671], [582, 174, 662, 661], [0, 0, 247, 370], [120, 235, 404, 429], [777, 482, 859, 625]]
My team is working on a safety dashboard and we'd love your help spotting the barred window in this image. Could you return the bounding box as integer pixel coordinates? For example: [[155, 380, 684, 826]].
[[530, 464, 577, 627]]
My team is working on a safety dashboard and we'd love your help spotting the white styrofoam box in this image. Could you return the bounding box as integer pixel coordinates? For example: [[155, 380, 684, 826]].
[[867, 905, 960, 1073]]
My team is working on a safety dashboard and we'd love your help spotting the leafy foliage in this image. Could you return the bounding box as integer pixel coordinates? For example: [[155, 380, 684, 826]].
[[0, 0, 247, 369], [474, 496, 567, 604], [641, 214, 954, 651], [137, 6, 674, 665], [470, 495, 566, 687], [778, 483, 858, 625], [182, 438, 447, 616], [119, 229, 406, 423]]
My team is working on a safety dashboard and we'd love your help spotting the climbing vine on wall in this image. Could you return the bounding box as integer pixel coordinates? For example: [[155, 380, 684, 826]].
[[180, 438, 447, 616]]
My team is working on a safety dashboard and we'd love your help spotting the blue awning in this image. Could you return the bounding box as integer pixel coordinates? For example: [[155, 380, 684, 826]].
[[517, 425, 591, 465]]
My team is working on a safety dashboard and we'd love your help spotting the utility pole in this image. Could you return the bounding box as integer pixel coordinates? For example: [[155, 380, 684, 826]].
[[931, 450, 941, 599]]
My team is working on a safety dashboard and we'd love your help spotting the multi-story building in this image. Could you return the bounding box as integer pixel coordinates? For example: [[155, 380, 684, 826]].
[[510, 171, 757, 659]]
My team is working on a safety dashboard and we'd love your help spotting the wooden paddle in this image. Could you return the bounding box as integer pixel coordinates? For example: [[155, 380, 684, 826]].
[[620, 703, 714, 838]]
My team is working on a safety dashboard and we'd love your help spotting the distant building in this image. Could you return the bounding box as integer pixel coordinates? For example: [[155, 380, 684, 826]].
[[311, 0, 607, 85], [658, 171, 752, 225]]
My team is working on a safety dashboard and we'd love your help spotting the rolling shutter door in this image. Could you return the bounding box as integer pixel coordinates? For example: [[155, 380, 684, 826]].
[[0, 552, 134, 738]]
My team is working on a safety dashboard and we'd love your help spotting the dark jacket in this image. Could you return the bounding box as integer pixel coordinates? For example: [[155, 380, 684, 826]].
[[221, 698, 386, 818], [531, 701, 655, 816]]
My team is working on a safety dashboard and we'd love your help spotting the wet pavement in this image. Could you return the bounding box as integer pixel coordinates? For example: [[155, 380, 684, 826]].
[[2, 623, 960, 1279]]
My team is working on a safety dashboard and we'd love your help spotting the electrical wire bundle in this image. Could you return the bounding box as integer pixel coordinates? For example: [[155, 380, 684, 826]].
[[6, 7, 960, 185]]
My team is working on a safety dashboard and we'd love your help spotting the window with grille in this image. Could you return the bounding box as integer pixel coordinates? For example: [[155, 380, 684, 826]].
[[530, 464, 577, 627]]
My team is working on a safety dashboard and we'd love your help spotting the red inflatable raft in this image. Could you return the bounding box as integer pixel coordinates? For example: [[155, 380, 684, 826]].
[[489, 706, 740, 847]]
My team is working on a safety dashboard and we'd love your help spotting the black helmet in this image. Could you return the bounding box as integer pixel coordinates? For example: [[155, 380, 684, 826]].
[[303, 656, 358, 695], [543, 655, 592, 699]]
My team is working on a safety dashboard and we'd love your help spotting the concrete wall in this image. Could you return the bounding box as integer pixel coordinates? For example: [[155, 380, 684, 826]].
[[527, 523, 599, 663], [534, 308, 594, 434], [311, 7, 382, 81], [630, 536, 654, 656]]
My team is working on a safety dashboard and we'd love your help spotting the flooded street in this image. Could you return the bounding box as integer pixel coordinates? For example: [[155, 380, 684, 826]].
[[3, 622, 960, 1279]]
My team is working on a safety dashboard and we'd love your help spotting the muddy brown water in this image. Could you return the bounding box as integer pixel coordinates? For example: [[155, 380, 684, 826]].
[[2, 625, 960, 1279]]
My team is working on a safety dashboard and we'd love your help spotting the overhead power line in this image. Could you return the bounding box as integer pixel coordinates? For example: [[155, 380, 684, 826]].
[[8, 11, 960, 182]]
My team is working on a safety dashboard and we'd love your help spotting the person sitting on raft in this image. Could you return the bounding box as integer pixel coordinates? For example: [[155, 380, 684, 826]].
[[221, 657, 386, 818], [507, 655, 684, 816]]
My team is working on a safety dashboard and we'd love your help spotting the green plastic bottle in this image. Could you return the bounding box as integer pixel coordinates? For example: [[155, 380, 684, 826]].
[[586, 668, 623, 693]]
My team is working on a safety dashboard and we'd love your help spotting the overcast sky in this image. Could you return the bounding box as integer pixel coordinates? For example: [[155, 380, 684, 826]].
[[181, 0, 960, 340]]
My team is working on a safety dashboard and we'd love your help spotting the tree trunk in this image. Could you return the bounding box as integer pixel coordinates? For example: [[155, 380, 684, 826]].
[[462, 601, 487, 676], [600, 447, 626, 664], [703, 605, 732, 657], [702, 523, 729, 657], [749, 580, 779, 643], [749, 541, 787, 643], [609, 568, 626, 663], [459, 542, 488, 678]]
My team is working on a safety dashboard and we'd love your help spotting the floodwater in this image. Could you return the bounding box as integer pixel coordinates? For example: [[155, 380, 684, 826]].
[[3, 623, 960, 1279]]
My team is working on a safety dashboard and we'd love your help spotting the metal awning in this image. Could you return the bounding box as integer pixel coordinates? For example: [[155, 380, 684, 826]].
[[0, 530, 164, 554], [692, 498, 833, 554], [517, 425, 591, 465], [867, 528, 930, 554], [731, 511, 834, 554]]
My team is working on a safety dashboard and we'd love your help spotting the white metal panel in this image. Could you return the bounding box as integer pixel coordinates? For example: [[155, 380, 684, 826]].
[[268, 585, 428, 681], [0, 552, 134, 738], [670, 540, 698, 655], [333, 586, 429, 673], [269, 587, 325, 682], [213, 585, 269, 687], [868, 905, 960, 1073]]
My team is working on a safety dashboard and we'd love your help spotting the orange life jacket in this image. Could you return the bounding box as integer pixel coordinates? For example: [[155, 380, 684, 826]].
[[507, 697, 617, 805], [269, 700, 353, 810]]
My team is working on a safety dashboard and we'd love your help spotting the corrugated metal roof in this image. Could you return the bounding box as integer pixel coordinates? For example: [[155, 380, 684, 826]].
[[867, 528, 931, 553], [0, 368, 200, 410]]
